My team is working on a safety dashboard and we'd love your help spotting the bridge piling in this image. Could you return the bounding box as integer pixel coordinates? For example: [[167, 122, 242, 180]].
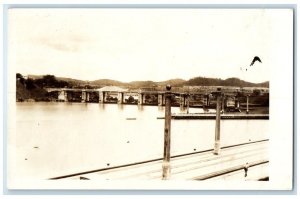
[[99, 91, 105, 104], [246, 95, 249, 114], [235, 97, 240, 109], [206, 95, 210, 106], [138, 93, 144, 105], [180, 94, 185, 110], [58, 90, 68, 102], [158, 94, 165, 106], [221, 95, 225, 114], [118, 92, 124, 104], [87, 92, 90, 102], [81, 91, 86, 103], [186, 94, 190, 114]]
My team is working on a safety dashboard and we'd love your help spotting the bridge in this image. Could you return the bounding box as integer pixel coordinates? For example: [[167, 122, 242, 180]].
[[45, 86, 269, 113]]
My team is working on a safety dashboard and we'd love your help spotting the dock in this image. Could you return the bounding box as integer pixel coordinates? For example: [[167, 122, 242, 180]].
[[50, 139, 269, 181], [157, 113, 269, 120]]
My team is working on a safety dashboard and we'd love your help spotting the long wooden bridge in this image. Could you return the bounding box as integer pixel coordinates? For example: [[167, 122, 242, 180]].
[[45, 86, 269, 111]]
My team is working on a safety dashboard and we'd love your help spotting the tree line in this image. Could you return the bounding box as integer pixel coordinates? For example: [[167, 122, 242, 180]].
[[17, 73, 70, 89]]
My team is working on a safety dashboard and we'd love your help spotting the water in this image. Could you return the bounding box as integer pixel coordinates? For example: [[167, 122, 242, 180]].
[[14, 102, 269, 180]]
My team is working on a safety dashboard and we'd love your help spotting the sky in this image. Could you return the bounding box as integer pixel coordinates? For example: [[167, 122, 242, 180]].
[[8, 8, 293, 83]]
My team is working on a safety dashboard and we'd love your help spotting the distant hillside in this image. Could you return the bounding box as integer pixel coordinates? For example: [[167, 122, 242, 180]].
[[90, 79, 127, 87], [186, 77, 269, 88], [25, 74, 269, 88], [156, 78, 186, 87]]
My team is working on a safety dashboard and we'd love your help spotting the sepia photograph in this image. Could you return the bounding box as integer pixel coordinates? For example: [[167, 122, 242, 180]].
[[6, 7, 294, 190]]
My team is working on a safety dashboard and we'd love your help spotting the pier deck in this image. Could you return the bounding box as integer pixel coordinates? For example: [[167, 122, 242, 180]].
[[172, 113, 269, 120], [51, 140, 269, 181], [157, 113, 269, 120]]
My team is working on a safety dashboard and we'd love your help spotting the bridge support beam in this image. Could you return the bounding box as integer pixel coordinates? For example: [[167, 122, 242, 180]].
[[221, 96, 225, 114], [138, 93, 144, 105], [99, 91, 106, 103], [246, 95, 249, 114], [158, 94, 165, 106], [87, 92, 90, 102], [118, 92, 124, 104], [206, 95, 210, 106], [81, 91, 87, 103], [179, 94, 186, 110], [58, 90, 68, 102], [186, 94, 190, 114], [235, 97, 240, 109]]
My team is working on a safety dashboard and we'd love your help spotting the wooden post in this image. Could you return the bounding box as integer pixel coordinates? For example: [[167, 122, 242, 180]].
[[162, 85, 172, 180], [214, 88, 221, 155], [246, 95, 249, 114]]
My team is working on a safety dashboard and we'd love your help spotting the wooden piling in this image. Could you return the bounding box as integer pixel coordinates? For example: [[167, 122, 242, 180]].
[[214, 88, 221, 155], [206, 95, 210, 106], [162, 85, 172, 180], [99, 91, 105, 103], [246, 95, 249, 114], [81, 91, 86, 103], [179, 94, 185, 110], [186, 94, 190, 114], [221, 95, 225, 114]]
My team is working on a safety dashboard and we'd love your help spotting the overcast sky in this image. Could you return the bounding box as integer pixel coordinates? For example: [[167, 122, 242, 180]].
[[8, 8, 293, 83]]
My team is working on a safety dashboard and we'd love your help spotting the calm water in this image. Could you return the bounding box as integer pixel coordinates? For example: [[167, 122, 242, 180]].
[[14, 102, 269, 180]]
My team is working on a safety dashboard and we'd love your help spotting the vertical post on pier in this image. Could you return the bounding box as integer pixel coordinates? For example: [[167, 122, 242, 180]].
[[162, 85, 172, 180], [214, 88, 222, 155], [246, 95, 249, 114]]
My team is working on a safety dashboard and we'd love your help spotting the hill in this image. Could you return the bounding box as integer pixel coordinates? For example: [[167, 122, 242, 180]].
[[25, 74, 269, 88]]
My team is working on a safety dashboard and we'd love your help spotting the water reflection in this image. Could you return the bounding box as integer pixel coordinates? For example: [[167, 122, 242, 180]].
[[157, 105, 164, 112], [117, 104, 124, 110], [138, 104, 144, 111], [98, 103, 105, 110]]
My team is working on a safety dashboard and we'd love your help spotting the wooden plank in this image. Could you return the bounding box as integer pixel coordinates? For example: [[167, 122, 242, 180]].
[[172, 114, 269, 120], [65, 140, 268, 180]]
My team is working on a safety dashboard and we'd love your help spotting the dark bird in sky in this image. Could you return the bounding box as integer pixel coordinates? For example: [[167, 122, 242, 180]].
[[250, 56, 262, 66]]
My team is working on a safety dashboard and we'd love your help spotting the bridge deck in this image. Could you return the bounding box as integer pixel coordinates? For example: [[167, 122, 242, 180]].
[[51, 140, 268, 181]]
